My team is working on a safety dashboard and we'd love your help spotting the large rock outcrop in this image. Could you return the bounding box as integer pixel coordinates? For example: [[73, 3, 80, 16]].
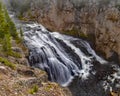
[[8, 0, 120, 63]]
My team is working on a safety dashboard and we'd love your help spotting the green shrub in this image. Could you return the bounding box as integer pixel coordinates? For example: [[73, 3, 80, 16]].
[[2, 34, 12, 54], [0, 57, 16, 69], [29, 85, 39, 94], [15, 36, 23, 44], [7, 51, 22, 58], [19, 28, 24, 37], [63, 28, 88, 38]]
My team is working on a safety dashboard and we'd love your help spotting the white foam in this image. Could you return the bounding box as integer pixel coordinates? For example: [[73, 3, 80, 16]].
[[52, 32, 93, 79], [26, 23, 47, 32], [24, 24, 80, 86], [23, 23, 120, 90]]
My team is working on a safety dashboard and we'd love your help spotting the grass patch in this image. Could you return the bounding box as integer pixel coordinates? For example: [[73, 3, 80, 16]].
[[63, 29, 79, 37], [7, 51, 22, 58], [0, 57, 16, 69], [29, 85, 39, 94], [62, 28, 88, 38], [44, 84, 53, 91]]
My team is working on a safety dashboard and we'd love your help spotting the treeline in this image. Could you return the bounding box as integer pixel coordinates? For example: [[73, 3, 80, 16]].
[[9, 0, 31, 18], [7, 0, 120, 18], [0, 2, 20, 56]]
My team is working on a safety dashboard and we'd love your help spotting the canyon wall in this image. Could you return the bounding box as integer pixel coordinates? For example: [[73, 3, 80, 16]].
[[8, 0, 120, 63]]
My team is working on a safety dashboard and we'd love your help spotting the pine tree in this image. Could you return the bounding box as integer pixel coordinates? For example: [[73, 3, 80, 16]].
[[4, 7, 18, 39], [0, 2, 7, 38], [0, 2, 12, 54], [2, 34, 12, 53]]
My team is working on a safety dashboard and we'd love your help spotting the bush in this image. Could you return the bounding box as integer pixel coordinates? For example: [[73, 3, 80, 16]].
[[62, 28, 88, 38], [2, 34, 12, 54], [8, 51, 22, 58], [29, 85, 39, 94], [0, 57, 16, 69]]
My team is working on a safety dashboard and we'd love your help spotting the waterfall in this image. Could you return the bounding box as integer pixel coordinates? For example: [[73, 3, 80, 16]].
[[23, 23, 113, 86], [9, 11, 120, 95]]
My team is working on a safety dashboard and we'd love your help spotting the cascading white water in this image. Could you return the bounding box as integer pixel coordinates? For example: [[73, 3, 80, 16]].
[[9, 11, 120, 95], [23, 23, 109, 86]]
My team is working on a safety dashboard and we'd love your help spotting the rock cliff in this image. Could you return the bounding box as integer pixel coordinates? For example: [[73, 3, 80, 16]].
[[8, 0, 120, 63]]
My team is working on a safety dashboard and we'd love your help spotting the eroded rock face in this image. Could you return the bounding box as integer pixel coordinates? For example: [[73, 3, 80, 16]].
[[94, 7, 120, 63], [8, 0, 120, 62]]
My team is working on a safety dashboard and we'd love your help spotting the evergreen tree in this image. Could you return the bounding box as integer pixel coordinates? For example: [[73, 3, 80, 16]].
[[0, 2, 19, 55], [2, 34, 12, 53], [0, 2, 8, 38], [4, 6, 18, 39]]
